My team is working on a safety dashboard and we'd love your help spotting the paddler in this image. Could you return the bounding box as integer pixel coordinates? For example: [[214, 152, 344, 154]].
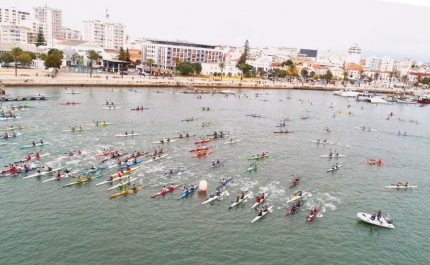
[[405, 182, 409, 187], [179, 133, 183, 138], [329, 152, 332, 158], [86, 174, 92, 180], [297, 190, 302, 196], [234, 196, 240, 203], [26, 154, 32, 160], [131, 183, 138, 191], [32, 141, 36, 147], [216, 158, 220, 164], [55, 171, 61, 179], [257, 210, 263, 216], [186, 132, 189, 137], [377, 209, 382, 221], [260, 193, 265, 201], [160, 186, 167, 194], [183, 186, 189, 194], [240, 192, 245, 199], [108, 175, 114, 182], [90, 165, 96, 170], [168, 184, 174, 191], [189, 185, 195, 191], [40, 139, 44, 144], [77, 176, 83, 182], [35, 152, 40, 159]]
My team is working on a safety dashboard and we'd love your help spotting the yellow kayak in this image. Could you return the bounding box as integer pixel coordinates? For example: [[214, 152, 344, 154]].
[[111, 167, 139, 177], [6, 126, 25, 130], [109, 185, 148, 199]]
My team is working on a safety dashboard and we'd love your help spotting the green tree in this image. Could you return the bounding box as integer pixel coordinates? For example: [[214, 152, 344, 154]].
[[324, 70, 333, 81], [11, 47, 23, 76], [17, 53, 32, 68], [342, 71, 349, 86], [24, 51, 36, 60], [192, 63, 202, 74], [44, 49, 63, 76], [118, 47, 127, 79], [309, 71, 315, 78], [218, 62, 225, 81], [71, 52, 81, 65], [0, 52, 14, 67], [34, 26, 46, 47], [87, 50, 102, 78], [39, 53, 48, 61], [313, 74, 320, 79], [281, 60, 294, 66], [374, 72, 380, 87], [301, 69, 309, 77], [176, 62, 193, 75], [286, 64, 297, 80], [237, 40, 249, 66], [146, 58, 154, 79]]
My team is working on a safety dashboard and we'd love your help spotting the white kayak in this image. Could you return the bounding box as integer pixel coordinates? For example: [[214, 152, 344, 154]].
[[42, 170, 78, 183], [229, 193, 250, 209], [224, 140, 242, 144], [107, 177, 138, 191], [385, 185, 417, 189], [251, 193, 269, 209], [202, 190, 228, 205], [251, 205, 274, 223], [152, 139, 177, 144], [115, 133, 141, 137], [309, 140, 333, 144], [355, 127, 378, 132], [357, 212, 394, 229], [23, 166, 65, 179], [327, 165, 342, 172], [320, 155, 346, 158], [286, 192, 308, 204], [96, 175, 128, 186], [14, 153, 50, 163], [144, 154, 168, 163], [102, 107, 121, 110]]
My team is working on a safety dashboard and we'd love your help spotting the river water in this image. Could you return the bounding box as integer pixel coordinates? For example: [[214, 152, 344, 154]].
[[0, 87, 429, 265]]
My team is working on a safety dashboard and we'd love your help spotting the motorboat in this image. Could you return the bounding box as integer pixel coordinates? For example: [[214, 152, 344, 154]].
[[340, 89, 359, 97], [333, 89, 346, 96], [219, 90, 236, 95]]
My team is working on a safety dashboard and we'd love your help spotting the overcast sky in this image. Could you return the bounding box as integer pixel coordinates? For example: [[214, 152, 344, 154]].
[[9, 0, 430, 61]]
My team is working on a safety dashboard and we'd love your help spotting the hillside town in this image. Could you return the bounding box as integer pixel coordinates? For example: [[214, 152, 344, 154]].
[[0, 4, 429, 89]]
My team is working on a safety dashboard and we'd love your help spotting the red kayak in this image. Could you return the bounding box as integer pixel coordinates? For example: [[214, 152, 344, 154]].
[[191, 151, 214, 158], [150, 184, 182, 198], [290, 176, 300, 188], [123, 152, 148, 162], [96, 150, 121, 157], [305, 205, 321, 223], [60, 102, 81, 105], [194, 138, 214, 145], [274, 131, 294, 133], [286, 200, 304, 216], [189, 146, 211, 152], [101, 153, 127, 163]]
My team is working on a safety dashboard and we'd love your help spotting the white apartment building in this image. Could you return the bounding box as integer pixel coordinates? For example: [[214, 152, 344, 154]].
[[316, 50, 346, 67], [246, 55, 272, 71], [346, 43, 361, 64], [34, 5, 63, 45], [365, 56, 380, 70], [399, 58, 413, 69], [0, 22, 30, 44], [62, 27, 81, 41], [137, 39, 223, 69], [379, 56, 394, 72], [83, 20, 125, 50], [0, 5, 31, 24]]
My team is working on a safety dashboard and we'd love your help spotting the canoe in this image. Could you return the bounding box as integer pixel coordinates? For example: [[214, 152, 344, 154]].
[[385, 185, 417, 189], [144, 154, 168, 163], [42, 170, 79, 183], [189, 146, 211, 152], [107, 177, 139, 191], [181, 118, 198, 122], [101, 153, 127, 163], [111, 167, 138, 177], [224, 140, 241, 144], [0, 133, 22, 139], [115, 133, 140, 137], [119, 159, 144, 170], [209, 160, 224, 168], [251, 193, 269, 209], [6, 126, 25, 130], [286, 192, 308, 204], [150, 184, 182, 198], [194, 138, 214, 145], [248, 155, 270, 160], [305, 206, 321, 224], [357, 212, 394, 229], [228, 193, 250, 209], [62, 175, 103, 187], [123, 152, 148, 162], [152, 139, 177, 144], [286, 200, 304, 216], [202, 190, 228, 205], [320, 155, 346, 158], [216, 177, 233, 190], [251, 205, 274, 223], [20, 142, 50, 149], [83, 165, 109, 174], [0, 116, 24, 121], [163, 166, 186, 177], [198, 123, 213, 127], [327, 165, 342, 172], [177, 184, 199, 200], [191, 151, 213, 158], [22, 166, 65, 179], [96, 175, 129, 186], [109, 185, 148, 199], [244, 164, 260, 172], [14, 153, 49, 163]]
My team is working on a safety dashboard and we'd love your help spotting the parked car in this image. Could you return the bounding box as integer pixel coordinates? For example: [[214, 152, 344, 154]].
[[120, 71, 128, 75]]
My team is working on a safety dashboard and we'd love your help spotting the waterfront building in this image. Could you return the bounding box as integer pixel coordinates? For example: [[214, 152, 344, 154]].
[[0, 5, 31, 24], [62, 27, 81, 41], [346, 43, 361, 64], [379, 56, 394, 72], [365, 56, 380, 70], [33, 5, 62, 46], [0, 22, 31, 44], [83, 20, 125, 50]]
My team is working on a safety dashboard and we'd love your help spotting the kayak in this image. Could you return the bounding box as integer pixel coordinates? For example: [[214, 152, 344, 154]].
[[320, 155, 346, 158], [83, 165, 109, 174], [20, 142, 50, 150], [6, 126, 25, 130], [62, 128, 85, 132], [209, 160, 224, 168], [286, 192, 308, 204], [189, 146, 211, 152], [174, 134, 196, 139], [245, 164, 260, 172], [251, 205, 274, 223], [290, 177, 300, 188], [385, 185, 417, 189], [163, 166, 186, 177], [248, 155, 270, 160], [107, 177, 139, 191], [224, 140, 241, 144], [152, 139, 177, 144], [275, 124, 289, 127], [365, 161, 388, 165], [198, 123, 213, 127], [123, 152, 148, 162], [394, 133, 411, 136], [191, 151, 213, 158], [355, 127, 378, 132], [177, 184, 199, 200], [109, 185, 148, 199], [96, 175, 129, 186], [14, 153, 49, 163], [96, 150, 121, 157], [305, 206, 321, 224], [150, 184, 182, 198], [194, 138, 214, 145], [62, 175, 103, 187], [0, 133, 23, 139], [101, 153, 127, 163], [202, 190, 228, 205], [274, 131, 294, 133], [23, 166, 65, 179], [144, 154, 168, 163], [357, 212, 395, 229], [246, 114, 265, 118], [115, 133, 141, 137], [65, 91, 81, 94], [119, 159, 144, 170], [0, 116, 24, 121], [131, 108, 149, 111], [216, 177, 233, 189], [251, 193, 269, 209], [286, 200, 304, 216], [181, 118, 198, 122], [102, 107, 121, 110], [309, 140, 333, 144], [111, 166, 138, 177], [42, 170, 79, 183], [60, 102, 81, 105], [86, 122, 113, 126], [327, 165, 342, 172], [228, 193, 250, 209]]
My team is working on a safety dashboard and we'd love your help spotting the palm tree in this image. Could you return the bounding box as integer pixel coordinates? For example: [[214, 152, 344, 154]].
[[218, 62, 225, 81], [173, 57, 180, 76], [71, 52, 80, 65], [11, 47, 23, 77], [87, 50, 102, 78], [147, 58, 154, 79], [342, 71, 349, 87], [286, 64, 297, 82], [374, 72, 380, 88], [237, 63, 246, 81], [118, 47, 127, 79]]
